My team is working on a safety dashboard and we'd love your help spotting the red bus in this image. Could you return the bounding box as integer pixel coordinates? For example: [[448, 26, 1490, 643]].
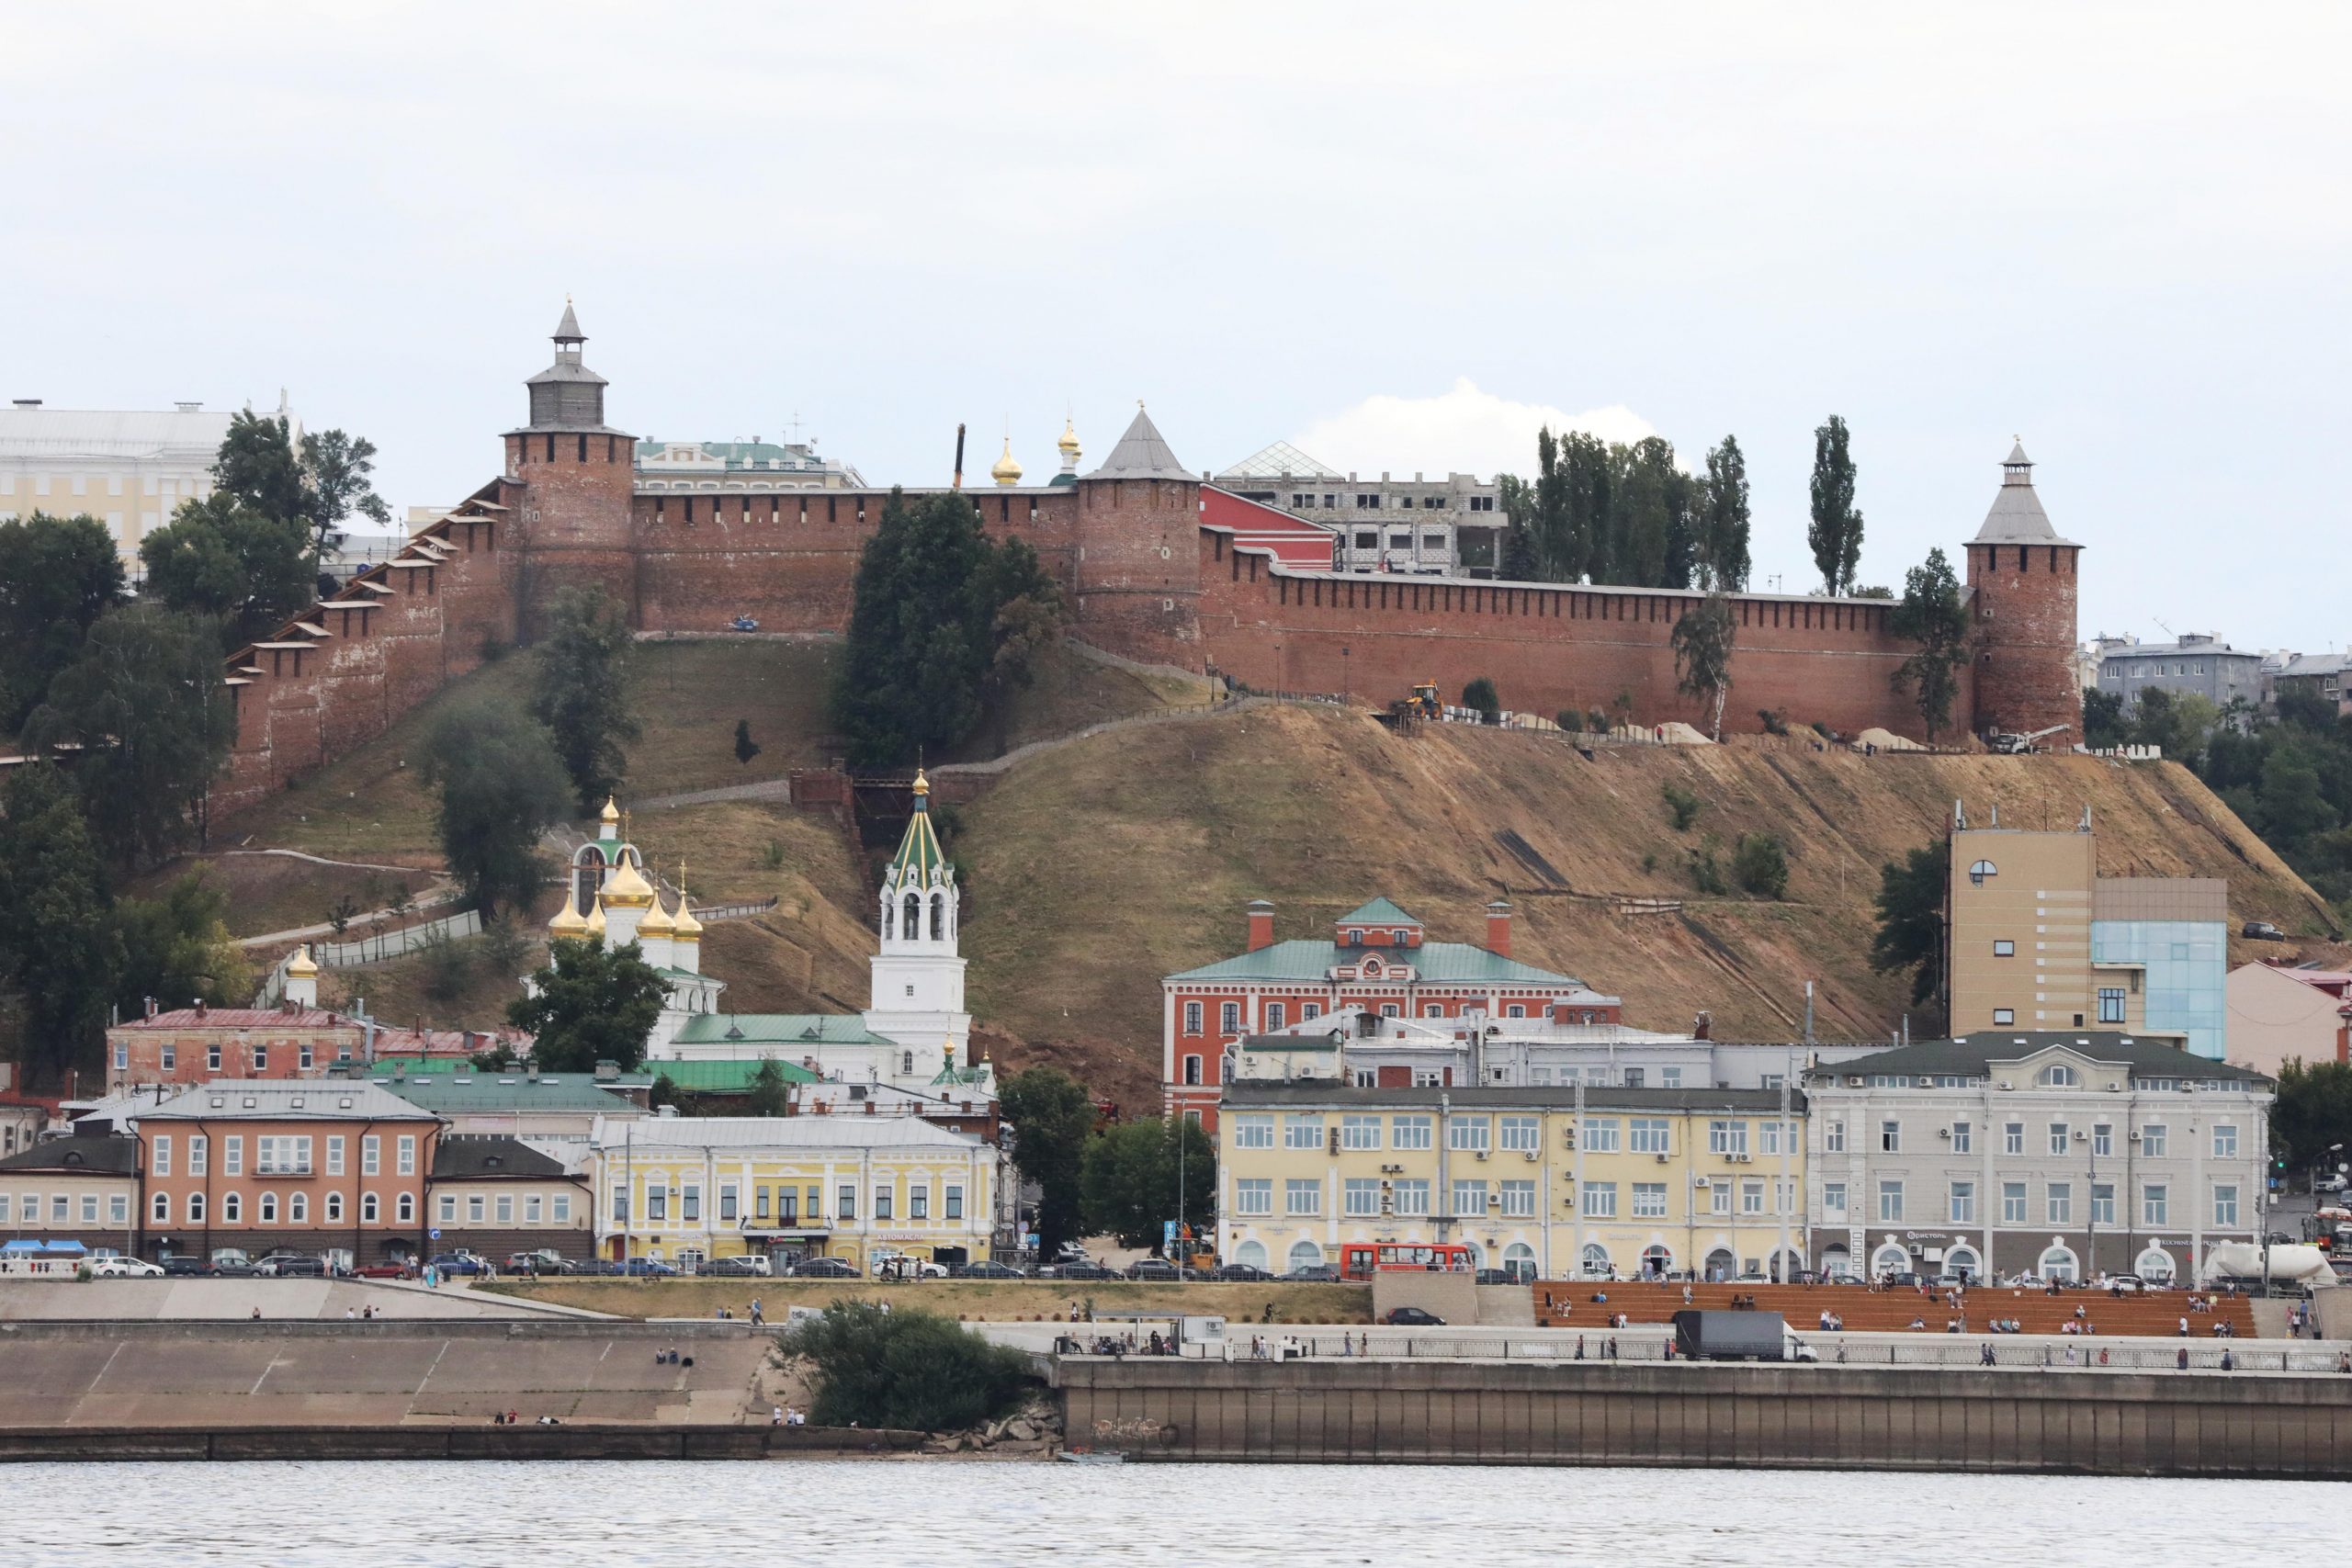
[[1338, 1242, 1474, 1281]]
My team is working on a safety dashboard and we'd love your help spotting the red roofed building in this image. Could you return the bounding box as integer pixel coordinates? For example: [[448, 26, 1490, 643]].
[[1199, 486, 1335, 571]]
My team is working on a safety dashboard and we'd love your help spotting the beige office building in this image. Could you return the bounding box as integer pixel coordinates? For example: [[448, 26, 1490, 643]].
[[0, 397, 295, 566]]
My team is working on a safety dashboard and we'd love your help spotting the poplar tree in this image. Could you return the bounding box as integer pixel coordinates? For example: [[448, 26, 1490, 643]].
[[1889, 547, 1971, 739], [530, 585, 639, 811], [1699, 435, 1752, 590], [1808, 415, 1864, 595]]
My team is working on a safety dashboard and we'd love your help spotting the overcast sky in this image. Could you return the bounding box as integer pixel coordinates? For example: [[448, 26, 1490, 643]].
[[6, 5, 2345, 649]]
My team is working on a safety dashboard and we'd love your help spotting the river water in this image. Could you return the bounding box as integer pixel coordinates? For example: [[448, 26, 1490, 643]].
[[17, 1459, 2340, 1565]]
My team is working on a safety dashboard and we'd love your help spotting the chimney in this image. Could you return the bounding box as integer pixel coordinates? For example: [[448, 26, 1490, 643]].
[[1245, 899, 1275, 953], [1693, 1010, 1713, 1042], [1485, 899, 1512, 958], [144, 997, 157, 1021], [194, 998, 207, 1019]]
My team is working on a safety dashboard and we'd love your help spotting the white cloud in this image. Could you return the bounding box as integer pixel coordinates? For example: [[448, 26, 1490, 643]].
[[1290, 380, 1657, 483]]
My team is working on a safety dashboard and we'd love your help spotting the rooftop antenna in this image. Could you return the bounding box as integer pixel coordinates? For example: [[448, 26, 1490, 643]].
[[951, 423, 967, 491]]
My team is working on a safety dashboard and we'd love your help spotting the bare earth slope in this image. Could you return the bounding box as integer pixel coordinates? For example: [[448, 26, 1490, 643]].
[[953, 706, 2331, 1104]]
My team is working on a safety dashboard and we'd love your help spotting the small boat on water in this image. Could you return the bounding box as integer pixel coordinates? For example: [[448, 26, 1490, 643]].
[[1056, 1450, 1125, 1465]]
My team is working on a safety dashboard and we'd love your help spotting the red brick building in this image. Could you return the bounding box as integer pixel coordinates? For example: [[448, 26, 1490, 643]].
[[1162, 898, 1621, 1128], [106, 1001, 510, 1096]]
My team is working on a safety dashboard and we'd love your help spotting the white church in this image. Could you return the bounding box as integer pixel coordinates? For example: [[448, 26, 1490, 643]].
[[539, 780, 995, 1100]]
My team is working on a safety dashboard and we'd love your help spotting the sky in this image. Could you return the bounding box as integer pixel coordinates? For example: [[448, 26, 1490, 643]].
[[4, 4, 2346, 649]]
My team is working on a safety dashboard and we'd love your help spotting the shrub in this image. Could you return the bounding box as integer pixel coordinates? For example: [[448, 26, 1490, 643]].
[[1810, 720, 1835, 739], [1757, 708, 1790, 737], [1555, 709, 1578, 732], [1587, 707, 1610, 733], [1463, 677, 1500, 724], [1641, 851, 1658, 874], [416, 927, 475, 1003], [784, 1303, 1035, 1432], [1686, 833, 1727, 896], [1734, 833, 1790, 899], [1661, 783, 1705, 831], [758, 839, 786, 871]]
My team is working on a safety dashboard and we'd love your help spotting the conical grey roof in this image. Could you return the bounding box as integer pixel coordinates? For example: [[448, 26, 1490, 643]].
[[555, 300, 583, 342], [1972, 441, 2077, 547], [1085, 405, 1192, 481]]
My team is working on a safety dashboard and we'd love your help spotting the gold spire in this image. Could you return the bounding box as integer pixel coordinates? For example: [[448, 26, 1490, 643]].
[[639, 886, 677, 938], [912, 768, 930, 798], [548, 889, 590, 936], [671, 862, 704, 937], [1057, 417, 1080, 458], [989, 435, 1023, 487], [598, 796, 621, 832], [584, 896, 607, 938], [285, 944, 319, 977]]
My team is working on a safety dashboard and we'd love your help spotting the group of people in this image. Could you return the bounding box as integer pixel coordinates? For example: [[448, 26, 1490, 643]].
[[769, 1405, 807, 1426], [489, 1410, 563, 1426], [2178, 1315, 2238, 1338], [651, 1347, 695, 1367], [710, 1300, 766, 1325]]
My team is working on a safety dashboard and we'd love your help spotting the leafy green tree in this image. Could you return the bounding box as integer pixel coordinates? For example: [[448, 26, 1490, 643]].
[[1888, 547, 1970, 740], [1612, 436, 1679, 588], [1733, 832, 1789, 899], [650, 1072, 681, 1111], [2270, 1060, 2352, 1179], [744, 1057, 794, 1117], [419, 693, 571, 916], [297, 428, 392, 567], [139, 491, 314, 649], [1462, 676, 1501, 724], [1495, 474, 1540, 580], [528, 585, 639, 812], [114, 869, 252, 1016], [1080, 1117, 1215, 1249], [784, 1303, 1035, 1432], [832, 490, 1063, 767], [2129, 687, 2219, 767], [1871, 842, 1949, 1031], [508, 935, 670, 1072], [1807, 414, 1864, 595], [1000, 1066, 1098, 1258], [0, 513, 125, 731], [0, 765, 120, 1088], [2081, 687, 2127, 749], [25, 604, 238, 867], [1697, 435, 1751, 590], [211, 410, 310, 526], [1670, 591, 1736, 739], [733, 719, 761, 766]]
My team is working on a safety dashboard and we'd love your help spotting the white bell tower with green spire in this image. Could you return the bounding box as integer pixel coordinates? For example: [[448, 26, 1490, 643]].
[[863, 770, 972, 1062]]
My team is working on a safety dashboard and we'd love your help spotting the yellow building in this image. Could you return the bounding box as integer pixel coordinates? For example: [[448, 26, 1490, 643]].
[[588, 1113, 998, 1273], [1219, 1085, 1807, 1282]]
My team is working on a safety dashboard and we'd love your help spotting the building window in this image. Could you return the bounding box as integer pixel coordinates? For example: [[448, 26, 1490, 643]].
[[552, 1195, 570, 1224], [1992, 1010, 2015, 1026], [2004, 1122, 2024, 1156], [2143, 1184, 2168, 1226], [153, 1135, 171, 1177], [152, 1192, 170, 1224], [648, 1188, 667, 1221], [2098, 987, 2125, 1023], [719, 1184, 739, 1222], [2141, 1123, 2167, 1157], [1343, 1179, 1380, 1216], [252, 1046, 266, 1072], [222, 1193, 242, 1223], [1393, 1179, 1431, 1216], [299, 1046, 313, 1070], [326, 1192, 344, 1223], [438, 1195, 457, 1223], [1582, 1181, 1617, 1219], [1231, 1114, 1274, 1149], [1968, 859, 1997, 886], [873, 1186, 892, 1222], [397, 1136, 415, 1176], [326, 1137, 345, 1177], [1219, 1003, 1240, 1035], [1453, 1179, 1487, 1217], [1505, 1005, 1525, 1019], [1285, 1179, 1322, 1216], [161, 1046, 175, 1073], [1284, 1115, 1325, 1150], [1740, 1180, 1764, 1214], [114, 1042, 127, 1072], [1182, 1001, 1203, 1034], [1499, 1116, 1540, 1153], [2048, 1122, 2070, 1156], [1993, 941, 2015, 957], [1822, 1120, 1845, 1154], [1301, 1003, 1322, 1021], [1581, 1118, 1621, 1153], [1447, 1117, 1490, 1152], [2039, 1065, 2080, 1089], [362, 1136, 379, 1176], [260, 1193, 278, 1224], [1422, 1004, 1442, 1019], [2212, 1124, 2238, 1159], [1951, 1121, 1973, 1154], [224, 1137, 243, 1176], [837, 1184, 856, 1222], [1265, 1003, 1286, 1031], [1709, 1181, 1730, 1215], [208, 1045, 221, 1071], [1821, 1182, 1846, 1220], [909, 1187, 928, 1220], [2093, 1123, 2112, 1157], [1496, 1179, 1534, 1218], [1709, 1121, 1748, 1156], [1950, 1182, 1975, 1224], [1878, 1180, 1904, 1223], [187, 1192, 205, 1223], [1380, 1004, 1400, 1019], [1633, 1182, 1668, 1218], [361, 1193, 379, 1223], [1658, 1067, 1682, 1089], [1392, 1115, 1433, 1150], [1629, 1118, 1668, 1155], [289, 1192, 308, 1224], [1879, 1120, 1901, 1154], [1340, 1115, 1381, 1151], [398, 1194, 414, 1223], [2047, 1183, 2072, 1225], [2213, 1184, 2239, 1227], [1183, 1055, 1203, 1087]]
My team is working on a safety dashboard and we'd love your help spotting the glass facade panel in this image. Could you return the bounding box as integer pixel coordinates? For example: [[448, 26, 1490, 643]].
[[2091, 917, 2225, 1059]]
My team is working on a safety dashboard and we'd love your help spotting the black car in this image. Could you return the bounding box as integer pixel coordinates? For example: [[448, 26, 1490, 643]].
[[703, 1257, 770, 1278], [1279, 1265, 1339, 1282], [1124, 1258, 1179, 1281], [161, 1257, 213, 1278], [791, 1258, 860, 1279], [1056, 1261, 1118, 1280], [1215, 1264, 1272, 1282], [955, 1260, 1026, 1280], [274, 1256, 329, 1278], [1385, 1306, 1445, 1326]]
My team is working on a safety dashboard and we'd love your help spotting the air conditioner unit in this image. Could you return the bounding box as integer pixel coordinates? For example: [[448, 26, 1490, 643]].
[[1733, 1154, 1752, 1164], [1487, 1193, 1502, 1207], [1522, 1151, 1538, 1162], [1475, 1150, 1488, 1161], [2105, 1083, 2121, 1092], [1654, 1154, 1669, 1165], [1846, 1077, 1864, 1087]]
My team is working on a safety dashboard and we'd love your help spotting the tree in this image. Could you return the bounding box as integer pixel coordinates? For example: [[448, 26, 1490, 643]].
[[0, 513, 125, 731], [783, 1303, 1034, 1432], [0, 765, 120, 1089], [1888, 547, 1970, 740], [2271, 1060, 2352, 1178], [1080, 1117, 1215, 1249], [733, 719, 761, 766], [1611, 436, 1679, 588], [211, 410, 309, 526], [1807, 414, 1864, 595], [297, 428, 392, 567], [139, 491, 314, 649], [25, 604, 238, 867], [832, 489, 1064, 767], [2130, 687, 2219, 767], [1495, 474, 1540, 581], [2081, 687, 2128, 750], [744, 1057, 794, 1117], [418, 693, 571, 916], [1000, 1066, 1098, 1258], [1696, 435, 1751, 590], [1462, 676, 1501, 724], [1733, 832, 1789, 899], [1670, 591, 1736, 739], [1871, 842, 1949, 1032], [507, 935, 670, 1072], [114, 869, 251, 1017], [529, 585, 639, 812]]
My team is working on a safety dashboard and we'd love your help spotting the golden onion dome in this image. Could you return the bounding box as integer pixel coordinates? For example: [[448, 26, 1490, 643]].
[[584, 897, 607, 938], [671, 869, 705, 938], [989, 437, 1023, 487], [639, 890, 677, 937], [285, 944, 319, 977], [1057, 418, 1080, 457], [548, 892, 590, 936], [601, 856, 656, 909], [598, 796, 621, 831]]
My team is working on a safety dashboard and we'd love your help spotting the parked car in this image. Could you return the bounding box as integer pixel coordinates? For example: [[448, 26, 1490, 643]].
[[1123, 1258, 1179, 1281], [790, 1258, 859, 1279], [274, 1256, 329, 1278], [1215, 1264, 1272, 1282], [570, 1258, 624, 1276], [252, 1253, 305, 1277], [706, 1256, 774, 1278], [1385, 1306, 1445, 1326], [618, 1258, 677, 1278], [504, 1250, 566, 1276], [1054, 1261, 1118, 1280], [2103, 1274, 2152, 1293], [353, 1261, 412, 1280], [88, 1258, 164, 1279], [956, 1260, 1026, 1280], [209, 1250, 260, 1278], [428, 1253, 489, 1277], [161, 1257, 214, 1278], [2244, 920, 2287, 941], [1280, 1265, 1339, 1282]]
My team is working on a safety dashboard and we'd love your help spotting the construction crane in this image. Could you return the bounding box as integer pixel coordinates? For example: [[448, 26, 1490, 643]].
[[1989, 723, 2069, 754]]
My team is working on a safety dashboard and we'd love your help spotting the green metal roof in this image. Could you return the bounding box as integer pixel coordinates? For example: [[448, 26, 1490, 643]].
[[365, 1057, 652, 1087], [1337, 897, 1421, 929], [372, 1076, 644, 1113], [650, 1058, 823, 1093], [1168, 938, 1581, 988], [670, 1013, 899, 1048], [1804, 1032, 2267, 1085], [888, 791, 949, 886]]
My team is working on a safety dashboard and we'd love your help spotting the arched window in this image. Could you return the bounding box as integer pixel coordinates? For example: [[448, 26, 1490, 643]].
[[903, 892, 923, 942], [1871, 1243, 1909, 1279], [1821, 1244, 1849, 1280], [1459, 1242, 1484, 1270], [1502, 1242, 1538, 1284], [930, 892, 947, 944], [289, 1192, 308, 1224], [326, 1192, 344, 1223], [1703, 1247, 1738, 1282], [2036, 1245, 2079, 1281], [1285, 1239, 1325, 1273], [1580, 1243, 1612, 1278], [260, 1192, 278, 1224], [362, 1192, 379, 1224], [1969, 860, 1998, 887], [1770, 1248, 1805, 1283], [1233, 1239, 1268, 1270], [398, 1193, 415, 1223], [151, 1192, 170, 1224], [1639, 1245, 1673, 1278], [223, 1193, 243, 1224], [1943, 1246, 1981, 1283], [901, 1051, 915, 1076], [2135, 1247, 2177, 1284], [187, 1192, 205, 1224], [2038, 1064, 2080, 1088]]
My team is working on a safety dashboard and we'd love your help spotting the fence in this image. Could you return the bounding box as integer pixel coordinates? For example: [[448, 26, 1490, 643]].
[[685, 897, 779, 924], [312, 908, 482, 967]]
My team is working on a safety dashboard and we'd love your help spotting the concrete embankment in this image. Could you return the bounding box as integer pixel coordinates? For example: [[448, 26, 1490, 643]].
[[0, 1424, 922, 1462], [1056, 1358, 2352, 1480]]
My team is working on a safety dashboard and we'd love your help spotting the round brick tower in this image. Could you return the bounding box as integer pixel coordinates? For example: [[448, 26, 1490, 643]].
[[1965, 441, 2083, 740], [505, 300, 639, 636], [1070, 405, 1203, 669]]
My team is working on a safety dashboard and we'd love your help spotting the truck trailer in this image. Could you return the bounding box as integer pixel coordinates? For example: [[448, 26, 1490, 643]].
[[1670, 1310, 1816, 1362]]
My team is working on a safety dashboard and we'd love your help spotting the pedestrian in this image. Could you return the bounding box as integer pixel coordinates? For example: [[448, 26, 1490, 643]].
[[345, 1306, 356, 1320], [2177, 1347, 2189, 1371], [751, 1299, 763, 1326], [250, 1306, 262, 1320], [2221, 1348, 2234, 1371], [2178, 1315, 2188, 1337], [1576, 1335, 1586, 1360], [772, 1405, 784, 1427], [1979, 1343, 1995, 1367]]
